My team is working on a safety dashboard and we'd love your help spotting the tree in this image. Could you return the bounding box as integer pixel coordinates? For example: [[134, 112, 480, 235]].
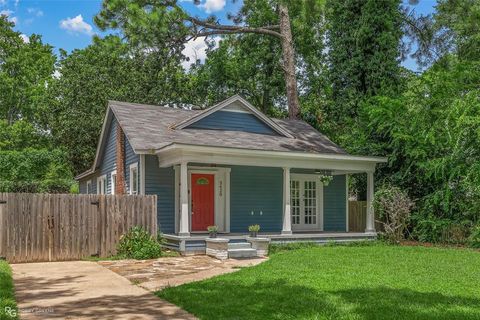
[[188, 0, 327, 116], [326, 0, 403, 127], [0, 16, 56, 126], [47, 36, 190, 174], [95, 0, 311, 119]]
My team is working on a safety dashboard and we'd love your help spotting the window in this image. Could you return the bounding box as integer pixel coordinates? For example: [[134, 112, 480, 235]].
[[111, 170, 117, 195], [86, 180, 92, 194], [129, 163, 138, 195], [97, 175, 107, 195]]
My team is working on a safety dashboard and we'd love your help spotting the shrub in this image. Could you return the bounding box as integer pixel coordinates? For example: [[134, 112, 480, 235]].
[[468, 225, 480, 248], [412, 216, 472, 244], [117, 226, 163, 260], [373, 185, 414, 244]]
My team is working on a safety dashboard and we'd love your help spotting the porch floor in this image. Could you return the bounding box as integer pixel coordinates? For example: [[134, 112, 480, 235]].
[[163, 232, 377, 254]]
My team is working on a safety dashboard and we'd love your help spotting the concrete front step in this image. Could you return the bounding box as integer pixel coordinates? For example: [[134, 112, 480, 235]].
[[228, 248, 258, 258], [228, 242, 252, 250]]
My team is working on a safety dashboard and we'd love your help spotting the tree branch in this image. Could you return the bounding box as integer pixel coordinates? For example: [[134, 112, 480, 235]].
[[187, 16, 282, 38]]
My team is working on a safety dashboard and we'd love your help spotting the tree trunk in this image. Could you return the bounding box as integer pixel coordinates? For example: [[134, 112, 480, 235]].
[[279, 3, 300, 119]]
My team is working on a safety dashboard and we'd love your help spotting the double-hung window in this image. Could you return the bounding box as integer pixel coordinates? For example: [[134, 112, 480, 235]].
[[111, 170, 117, 195], [86, 180, 92, 194], [97, 175, 107, 195], [129, 163, 138, 195]]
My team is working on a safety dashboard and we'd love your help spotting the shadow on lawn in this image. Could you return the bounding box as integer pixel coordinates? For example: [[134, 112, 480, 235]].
[[159, 280, 480, 320]]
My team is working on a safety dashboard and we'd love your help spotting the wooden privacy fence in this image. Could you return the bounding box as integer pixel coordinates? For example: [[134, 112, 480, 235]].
[[0, 193, 157, 263], [348, 201, 367, 232], [348, 200, 383, 232]]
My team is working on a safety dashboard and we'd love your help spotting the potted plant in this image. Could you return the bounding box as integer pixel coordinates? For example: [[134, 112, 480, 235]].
[[248, 224, 260, 238], [207, 225, 219, 238], [319, 174, 333, 186]]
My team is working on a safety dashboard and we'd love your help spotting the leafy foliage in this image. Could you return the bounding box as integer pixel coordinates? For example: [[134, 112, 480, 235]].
[[117, 226, 163, 260], [0, 149, 74, 193], [47, 36, 190, 174], [468, 224, 480, 248]]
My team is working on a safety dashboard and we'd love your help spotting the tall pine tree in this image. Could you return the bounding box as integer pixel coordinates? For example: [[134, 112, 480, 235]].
[[326, 0, 403, 128]]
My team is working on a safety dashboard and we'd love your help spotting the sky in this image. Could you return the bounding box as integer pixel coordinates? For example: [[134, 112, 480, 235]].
[[0, 0, 437, 71]]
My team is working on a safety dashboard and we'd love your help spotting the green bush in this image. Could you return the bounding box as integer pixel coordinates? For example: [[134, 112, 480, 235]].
[[412, 215, 472, 244], [0, 148, 74, 193], [117, 226, 163, 260], [468, 225, 480, 248]]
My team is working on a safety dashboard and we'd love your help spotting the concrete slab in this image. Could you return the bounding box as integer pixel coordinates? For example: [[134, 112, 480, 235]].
[[11, 261, 196, 320]]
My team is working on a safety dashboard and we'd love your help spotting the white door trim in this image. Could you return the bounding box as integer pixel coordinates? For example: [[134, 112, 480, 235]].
[[174, 166, 231, 233], [290, 173, 324, 231]]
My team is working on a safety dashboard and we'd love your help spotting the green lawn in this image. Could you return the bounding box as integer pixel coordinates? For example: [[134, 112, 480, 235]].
[[0, 260, 17, 320], [157, 243, 480, 320]]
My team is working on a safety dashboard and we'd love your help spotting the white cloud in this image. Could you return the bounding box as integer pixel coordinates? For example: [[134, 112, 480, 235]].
[[27, 7, 43, 17], [181, 36, 220, 69], [0, 9, 17, 24], [19, 33, 29, 43], [59, 14, 94, 36], [199, 0, 226, 13]]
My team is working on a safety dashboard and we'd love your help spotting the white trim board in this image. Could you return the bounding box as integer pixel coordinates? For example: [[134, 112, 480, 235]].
[[174, 166, 231, 233], [157, 144, 385, 173]]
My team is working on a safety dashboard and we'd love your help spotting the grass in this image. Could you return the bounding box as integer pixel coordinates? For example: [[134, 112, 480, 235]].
[[157, 243, 480, 320], [0, 260, 17, 320]]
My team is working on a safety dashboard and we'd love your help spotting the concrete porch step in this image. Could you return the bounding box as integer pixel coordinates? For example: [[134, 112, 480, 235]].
[[228, 248, 257, 259], [228, 242, 251, 250]]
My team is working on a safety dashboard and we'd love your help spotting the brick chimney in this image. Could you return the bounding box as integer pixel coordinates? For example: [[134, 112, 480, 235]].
[[115, 124, 126, 194]]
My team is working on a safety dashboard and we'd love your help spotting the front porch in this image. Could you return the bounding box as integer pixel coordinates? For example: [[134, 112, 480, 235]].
[[164, 231, 377, 255], [151, 144, 386, 254]]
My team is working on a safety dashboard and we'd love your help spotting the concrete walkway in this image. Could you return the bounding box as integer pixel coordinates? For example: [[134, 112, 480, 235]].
[[11, 261, 196, 320]]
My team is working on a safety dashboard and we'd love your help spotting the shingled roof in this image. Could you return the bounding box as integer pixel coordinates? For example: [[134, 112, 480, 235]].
[[108, 100, 348, 155]]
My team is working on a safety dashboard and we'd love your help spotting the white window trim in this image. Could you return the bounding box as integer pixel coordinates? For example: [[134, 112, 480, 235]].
[[290, 173, 324, 232], [111, 170, 117, 195], [86, 180, 92, 194], [129, 162, 139, 195], [97, 175, 107, 195]]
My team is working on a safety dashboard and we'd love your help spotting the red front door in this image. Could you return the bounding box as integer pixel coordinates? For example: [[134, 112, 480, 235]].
[[191, 173, 215, 231]]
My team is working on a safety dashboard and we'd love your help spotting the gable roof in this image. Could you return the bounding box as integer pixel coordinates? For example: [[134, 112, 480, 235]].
[[109, 98, 347, 155], [174, 95, 294, 138], [76, 96, 349, 180]]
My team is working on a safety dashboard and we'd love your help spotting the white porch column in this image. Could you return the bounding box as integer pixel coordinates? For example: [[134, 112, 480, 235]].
[[179, 161, 190, 236], [282, 167, 292, 235], [365, 171, 376, 234]]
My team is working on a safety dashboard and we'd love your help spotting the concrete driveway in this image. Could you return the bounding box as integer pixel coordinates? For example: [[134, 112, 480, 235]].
[[11, 261, 196, 320]]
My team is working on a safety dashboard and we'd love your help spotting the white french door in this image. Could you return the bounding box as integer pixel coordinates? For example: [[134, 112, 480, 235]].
[[290, 175, 323, 231]]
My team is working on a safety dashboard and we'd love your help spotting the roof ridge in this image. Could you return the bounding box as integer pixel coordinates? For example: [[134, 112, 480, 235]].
[[108, 100, 200, 111]]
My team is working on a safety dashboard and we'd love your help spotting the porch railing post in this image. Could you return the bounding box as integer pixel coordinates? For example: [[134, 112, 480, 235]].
[[179, 161, 190, 237], [365, 170, 376, 234], [282, 167, 292, 235]]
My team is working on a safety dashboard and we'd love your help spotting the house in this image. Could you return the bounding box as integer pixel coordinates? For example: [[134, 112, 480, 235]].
[[76, 95, 386, 254]]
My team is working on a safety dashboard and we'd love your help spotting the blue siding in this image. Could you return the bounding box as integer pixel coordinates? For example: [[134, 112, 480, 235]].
[[124, 134, 139, 194], [186, 110, 278, 135], [78, 115, 138, 194], [230, 166, 283, 232], [145, 156, 175, 233], [98, 117, 117, 194], [323, 175, 347, 231]]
